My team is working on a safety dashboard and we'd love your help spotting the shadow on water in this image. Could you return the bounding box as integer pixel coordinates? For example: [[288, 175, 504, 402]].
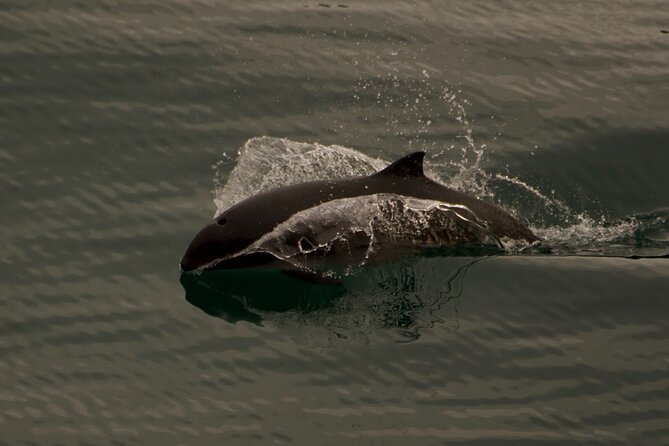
[[180, 270, 346, 324], [180, 254, 484, 339]]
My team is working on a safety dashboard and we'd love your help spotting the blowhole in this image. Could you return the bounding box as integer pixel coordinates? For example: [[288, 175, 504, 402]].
[[217, 218, 227, 225]]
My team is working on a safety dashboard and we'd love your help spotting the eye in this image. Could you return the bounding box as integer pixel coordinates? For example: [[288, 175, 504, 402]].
[[217, 217, 227, 225]]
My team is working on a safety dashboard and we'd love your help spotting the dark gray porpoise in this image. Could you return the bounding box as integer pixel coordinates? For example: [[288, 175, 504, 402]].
[[180, 151, 539, 271]]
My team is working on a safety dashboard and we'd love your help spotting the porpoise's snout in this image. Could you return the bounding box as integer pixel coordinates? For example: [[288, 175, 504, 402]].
[[180, 220, 222, 272], [179, 254, 198, 272], [180, 216, 254, 272]]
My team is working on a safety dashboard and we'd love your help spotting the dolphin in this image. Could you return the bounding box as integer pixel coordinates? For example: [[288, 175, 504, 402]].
[[180, 151, 539, 273]]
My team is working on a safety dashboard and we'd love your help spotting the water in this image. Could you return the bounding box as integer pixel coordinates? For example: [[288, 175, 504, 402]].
[[2, 1, 669, 444]]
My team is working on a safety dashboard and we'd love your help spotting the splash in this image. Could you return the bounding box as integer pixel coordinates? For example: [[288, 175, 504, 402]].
[[211, 72, 666, 259], [535, 215, 639, 246], [213, 137, 386, 214], [352, 71, 493, 198], [534, 210, 669, 257], [214, 80, 499, 213]]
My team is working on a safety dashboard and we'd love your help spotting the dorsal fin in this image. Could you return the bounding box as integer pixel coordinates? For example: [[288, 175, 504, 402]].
[[374, 151, 426, 177]]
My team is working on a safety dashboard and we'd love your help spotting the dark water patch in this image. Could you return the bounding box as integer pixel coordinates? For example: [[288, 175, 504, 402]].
[[493, 130, 669, 228]]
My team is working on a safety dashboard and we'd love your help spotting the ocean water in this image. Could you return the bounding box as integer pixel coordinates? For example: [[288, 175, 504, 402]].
[[2, 1, 669, 444]]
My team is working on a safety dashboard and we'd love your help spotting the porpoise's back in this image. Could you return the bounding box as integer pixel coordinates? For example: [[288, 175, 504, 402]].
[[221, 151, 538, 246], [181, 151, 538, 271]]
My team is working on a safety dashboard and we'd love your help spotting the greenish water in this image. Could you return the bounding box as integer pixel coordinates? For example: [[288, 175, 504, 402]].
[[2, 1, 669, 444]]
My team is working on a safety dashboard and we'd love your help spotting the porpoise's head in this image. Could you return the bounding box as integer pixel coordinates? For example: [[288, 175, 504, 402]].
[[180, 213, 254, 271]]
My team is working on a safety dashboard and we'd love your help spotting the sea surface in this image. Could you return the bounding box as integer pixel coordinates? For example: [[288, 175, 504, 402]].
[[2, 1, 669, 444]]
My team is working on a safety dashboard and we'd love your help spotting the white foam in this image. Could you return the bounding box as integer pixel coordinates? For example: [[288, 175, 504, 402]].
[[534, 214, 639, 246], [213, 137, 386, 215]]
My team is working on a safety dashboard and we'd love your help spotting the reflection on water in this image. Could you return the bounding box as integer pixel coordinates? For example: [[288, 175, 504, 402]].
[[181, 269, 345, 324], [181, 255, 482, 343]]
